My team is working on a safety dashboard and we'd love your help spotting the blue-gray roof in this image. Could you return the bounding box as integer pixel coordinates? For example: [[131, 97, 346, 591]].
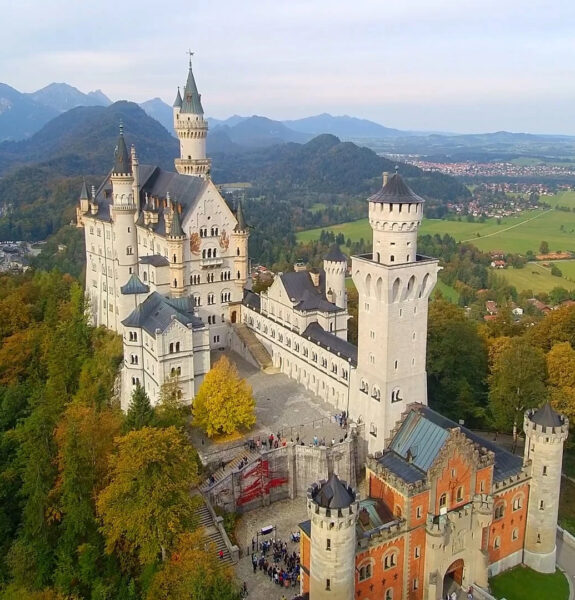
[[180, 63, 204, 115], [91, 165, 208, 232], [281, 271, 340, 313], [122, 292, 203, 337], [302, 322, 358, 366], [139, 255, 170, 267], [243, 289, 261, 311], [299, 520, 311, 538], [120, 274, 150, 295], [325, 244, 347, 263], [378, 451, 426, 484], [113, 129, 130, 175], [312, 474, 355, 509], [389, 409, 449, 472], [368, 173, 425, 204], [387, 406, 523, 483], [530, 403, 563, 428]]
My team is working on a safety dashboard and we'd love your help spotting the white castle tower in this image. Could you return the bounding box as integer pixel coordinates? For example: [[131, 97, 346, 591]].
[[173, 54, 211, 178], [351, 172, 438, 452], [111, 126, 139, 329], [323, 244, 347, 310], [231, 200, 249, 292], [307, 474, 359, 600], [523, 403, 569, 573]]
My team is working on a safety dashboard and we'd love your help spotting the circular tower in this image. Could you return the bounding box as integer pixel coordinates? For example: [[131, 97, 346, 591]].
[[231, 200, 249, 292], [323, 244, 348, 309], [368, 171, 424, 265], [523, 403, 569, 573], [173, 58, 211, 178], [307, 474, 359, 600]]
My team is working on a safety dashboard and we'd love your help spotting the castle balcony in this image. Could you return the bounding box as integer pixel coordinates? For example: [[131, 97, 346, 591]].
[[200, 257, 223, 268]]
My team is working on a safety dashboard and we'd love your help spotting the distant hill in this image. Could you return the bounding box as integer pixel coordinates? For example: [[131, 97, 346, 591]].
[[27, 82, 111, 113], [0, 82, 112, 142], [212, 116, 310, 149], [0, 101, 178, 176], [211, 133, 470, 203], [0, 83, 58, 141], [283, 113, 405, 138], [140, 97, 174, 136]]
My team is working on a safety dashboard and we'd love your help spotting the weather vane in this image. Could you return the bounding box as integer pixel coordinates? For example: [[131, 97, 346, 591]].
[[187, 49, 194, 66]]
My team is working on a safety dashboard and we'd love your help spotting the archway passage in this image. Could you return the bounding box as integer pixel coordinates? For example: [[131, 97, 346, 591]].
[[231, 310, 237, 324], [443, 559, 464, 598]]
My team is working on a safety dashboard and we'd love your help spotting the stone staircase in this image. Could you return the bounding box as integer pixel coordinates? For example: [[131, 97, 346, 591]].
[[200, 446, 262, 493], [193, 496, 234, 566], [232, 323, 276, 372]]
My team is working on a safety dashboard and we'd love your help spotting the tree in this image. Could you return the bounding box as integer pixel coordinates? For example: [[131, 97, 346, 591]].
[[546, 342, 575, 423], [193, 356, 256, 437], [426, 299, 488, 423], [146, 531, 240, 600], [154, 375, 189, 429], [539, 241, 549, 254], [96, 427, 200, 565], [124, 383, 154, 431], [488, 338, 547, 436]]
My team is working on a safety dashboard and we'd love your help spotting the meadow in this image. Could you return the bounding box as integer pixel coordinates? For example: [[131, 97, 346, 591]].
[[296, 191, 575, 256]]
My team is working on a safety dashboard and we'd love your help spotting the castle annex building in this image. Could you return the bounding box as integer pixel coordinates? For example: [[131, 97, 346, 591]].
[[77, 58, 569, 599]]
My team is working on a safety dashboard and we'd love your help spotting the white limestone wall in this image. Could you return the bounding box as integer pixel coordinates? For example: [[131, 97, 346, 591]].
[[351, 255, 438, 453], [242, 305, 353, 412], [307, 494, 358, 600], [523, 414, 569, 573], [324, 260, 347, 310], [369, 201, 423, 265]]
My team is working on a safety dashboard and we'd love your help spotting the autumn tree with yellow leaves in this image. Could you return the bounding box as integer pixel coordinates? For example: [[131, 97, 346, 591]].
[[96, 426, 201, 565], [193, 355, 256, 437]]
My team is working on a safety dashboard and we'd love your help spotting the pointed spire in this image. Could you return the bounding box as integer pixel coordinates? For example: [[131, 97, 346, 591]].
[[113, 123, 131, 174], [169, 203, 185, 237], [173, 86, 182, 108], [234, 200, 247, 232], [180, 57, 204, 115], [79, 179, 89, 200]]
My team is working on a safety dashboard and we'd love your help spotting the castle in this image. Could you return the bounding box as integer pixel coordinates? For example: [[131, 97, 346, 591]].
[[77, 58, 568, 599]]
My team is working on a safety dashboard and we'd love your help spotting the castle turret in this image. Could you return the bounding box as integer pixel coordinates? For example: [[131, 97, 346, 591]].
[[307, 474, 359, 600], [232, 200, 249, 291], [168, 201, 186, 298], [369, 171, 424, 265], [323, 244, 347, 310], [173, 56, 211, 178], [111, 125, 139, 327], [351, 173, 438, 452], [76, 179, 90, 227], [523, 403, 569, 573]]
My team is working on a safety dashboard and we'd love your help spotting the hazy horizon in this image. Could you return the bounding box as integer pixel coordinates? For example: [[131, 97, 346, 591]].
[[2, 0, 574, 136]]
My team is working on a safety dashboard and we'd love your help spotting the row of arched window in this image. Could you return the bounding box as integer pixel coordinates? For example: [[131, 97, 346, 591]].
[[199, 226, 219, 238]]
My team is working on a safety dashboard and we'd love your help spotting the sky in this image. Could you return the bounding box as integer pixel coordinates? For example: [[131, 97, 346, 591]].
[[2, 0, 575, 134]]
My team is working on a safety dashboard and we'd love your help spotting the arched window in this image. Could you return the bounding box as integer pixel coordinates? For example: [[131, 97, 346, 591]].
[[237, 247, 240, 256], [439, 493, 447, 510], [493, 536, 501, 549], [175, 342, 180, 352], [169, 343, 174, 353], [384, 551, 397, 569], [456, 486, 464, 502], [512, 495, 523, 511], [385, 589, 393, 600], [494, 503, 504, 519]]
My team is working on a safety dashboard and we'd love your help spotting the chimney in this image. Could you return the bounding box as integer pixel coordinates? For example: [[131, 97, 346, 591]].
[[294, 261, 307, 273], [383, 172, 389, 186], [309, 269, 320, 287]]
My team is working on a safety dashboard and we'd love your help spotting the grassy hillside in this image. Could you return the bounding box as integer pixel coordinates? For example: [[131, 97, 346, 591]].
[[297, 195, 575, 256]]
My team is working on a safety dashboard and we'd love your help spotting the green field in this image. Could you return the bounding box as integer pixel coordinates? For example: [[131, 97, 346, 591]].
[[499, 262, 575, 294], [489, 566, 569, 600], [297, 192, 575, 256]]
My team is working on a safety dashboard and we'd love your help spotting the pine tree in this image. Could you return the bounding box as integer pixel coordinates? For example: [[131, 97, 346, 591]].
[[124, 383, 154, 431]]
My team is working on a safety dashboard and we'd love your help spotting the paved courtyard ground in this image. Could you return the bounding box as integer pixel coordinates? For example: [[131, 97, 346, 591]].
[[234, 497, 308, 600], [191, 350, 348, 466]]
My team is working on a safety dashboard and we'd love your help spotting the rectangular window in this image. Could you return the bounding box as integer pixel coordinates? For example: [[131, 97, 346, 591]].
[[326, 579, 330, 591], [416, 506, 422, 519], [414, 546, 420, 559], [413, 578, 419, 590], [326, 539, 331, 551]]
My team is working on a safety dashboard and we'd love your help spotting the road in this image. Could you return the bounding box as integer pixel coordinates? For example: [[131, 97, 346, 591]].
[[557, 532, 575, 600]]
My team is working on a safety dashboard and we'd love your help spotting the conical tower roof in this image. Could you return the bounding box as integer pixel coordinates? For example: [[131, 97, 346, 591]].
[[234, 200, 247, 232], [173, 87, 182, 108], [180, 60, 204, 115], [113, 125, 130, 174], [169, 204, 185, 237], [531, 402, 563, 428], [368, 172, 424, 204], [79, 179, 89, 200], [325, 243, 347, 263], [312, 473, 355, 509]]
